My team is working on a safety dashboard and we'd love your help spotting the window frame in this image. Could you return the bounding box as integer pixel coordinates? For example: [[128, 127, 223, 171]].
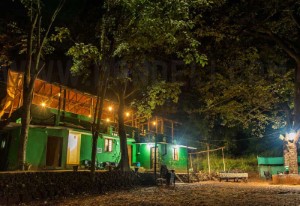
[[104, 138, 113, 152], [173, 147, 179, 161]]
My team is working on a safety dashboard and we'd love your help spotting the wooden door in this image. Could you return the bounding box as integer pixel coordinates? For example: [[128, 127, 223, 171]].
[[46, 136, 63, 167], [67, 133, 81, 165], [150, 147, 159, 169], [127, 145, 132, 166]]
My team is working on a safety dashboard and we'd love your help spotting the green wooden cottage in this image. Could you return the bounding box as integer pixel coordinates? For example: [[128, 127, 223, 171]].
[[257, 156, 300, 177], [0, 70, 195, 172]]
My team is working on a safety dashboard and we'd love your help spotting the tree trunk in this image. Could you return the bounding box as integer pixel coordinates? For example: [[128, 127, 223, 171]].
[[91, 70, 108, 175], [117, 92, 130, 171], [91, 130, 98, 174], [284, 60, 300, 174], [283, 139, 298, 174], [18, 78, 34, 170]]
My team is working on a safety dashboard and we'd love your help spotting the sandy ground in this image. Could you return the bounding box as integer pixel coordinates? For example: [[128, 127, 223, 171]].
[[25, 181, 300, 206]]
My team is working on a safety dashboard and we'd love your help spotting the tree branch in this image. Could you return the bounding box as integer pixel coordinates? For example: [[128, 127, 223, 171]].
[[125, 88, 139, 99], [264, 31, 299, 62], [291, 11, 300, 29], [34, 0, 66, 74], [245, 29, 300, 62]]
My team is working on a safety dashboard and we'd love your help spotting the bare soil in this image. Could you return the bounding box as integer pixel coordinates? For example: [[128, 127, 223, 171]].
[[24, 181, 300, 206]]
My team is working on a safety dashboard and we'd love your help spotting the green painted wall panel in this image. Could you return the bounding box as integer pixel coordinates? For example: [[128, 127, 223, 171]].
[[25, 128, 68, 169], [257, 157, 284, 165], [80, 134, 92, 161], [136, 144, 151, 169], [136, 143, 188, 172], [161, 145, 188, 172], [80, 134, 121, 164], [132, 144, 137, 164], [26, 128, 47, 168], [257, 156, 300, 165], [7, 127, 21, 169]]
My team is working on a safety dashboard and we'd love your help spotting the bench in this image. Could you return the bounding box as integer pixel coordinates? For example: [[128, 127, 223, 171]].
[[219, 172, 248, 182]]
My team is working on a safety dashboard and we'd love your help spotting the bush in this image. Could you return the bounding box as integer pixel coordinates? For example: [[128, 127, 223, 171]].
[[191, 154, 258, 173]]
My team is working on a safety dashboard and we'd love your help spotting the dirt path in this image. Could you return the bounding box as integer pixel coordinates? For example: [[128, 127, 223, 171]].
[[26, 181, 300, 206]]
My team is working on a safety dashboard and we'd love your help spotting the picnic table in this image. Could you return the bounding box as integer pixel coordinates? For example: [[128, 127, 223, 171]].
[[219, 172, 248, 182]]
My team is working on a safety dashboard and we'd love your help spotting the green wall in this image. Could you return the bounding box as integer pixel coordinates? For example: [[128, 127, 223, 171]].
[[80, 134, 136, 166], [80, 134, 121, 164], [6, 127, 69, 170], [7, 128, 21, 169], [5, 125, 188, 172], [136, 143, 188, 173]]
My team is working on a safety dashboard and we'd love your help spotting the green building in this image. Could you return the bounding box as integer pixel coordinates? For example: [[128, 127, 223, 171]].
[[257, 156, 300, 177], [0, 70, 195, 172]]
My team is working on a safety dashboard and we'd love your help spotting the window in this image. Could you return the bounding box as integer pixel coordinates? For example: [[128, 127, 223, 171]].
[[105, 139, 113, 152], [173, 148, 179, 161], [1, 140, 5, 149]]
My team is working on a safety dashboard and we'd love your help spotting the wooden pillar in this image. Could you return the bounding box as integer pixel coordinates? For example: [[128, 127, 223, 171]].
[[161, 118, 164, 134], [90, 97, 93, 118], [155, 116, 158, 133], [55, 86, 62, 126], [222, 147, 226, 172], [207, 143, 211, 175], [171, 121, 174, 143], [187, 148, 190, 183]]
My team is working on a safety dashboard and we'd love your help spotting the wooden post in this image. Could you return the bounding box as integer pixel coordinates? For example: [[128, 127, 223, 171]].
[[171, 121, 174, 143], [161, 118, 164, 134], [222, 147, 226, 172], [90, 97, 94, 118], [60, 88, 66, 122], [154, 133, 157, 180], [189, 153, 193, 169], [55, 86, 62, 126], [207, 143, 211, 175], [187, 147, 190, 183], [155, 116, 158, 133], [131, 113, 134, 127]]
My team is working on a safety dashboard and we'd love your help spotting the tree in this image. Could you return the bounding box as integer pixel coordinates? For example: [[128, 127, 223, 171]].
[[190, 0, 299, 173], [14, 0, 66, 170], [68, 0, 209, 172]]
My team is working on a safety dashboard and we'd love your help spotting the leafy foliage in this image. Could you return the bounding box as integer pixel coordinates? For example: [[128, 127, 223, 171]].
[[67, 43, 100, 80], [196, 46, 293, 136], [133, 81, 183, 118]]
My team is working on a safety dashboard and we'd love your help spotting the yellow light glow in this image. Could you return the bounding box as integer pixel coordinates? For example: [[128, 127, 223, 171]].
[[88, 114, 92, 118], [153, 121, 156, 126], [108, 106, 113, 111], [57, 93, 61, 97], [106, 118, 110, 122], [41, 102, 46, 107], [126, 112, 130, 117]]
